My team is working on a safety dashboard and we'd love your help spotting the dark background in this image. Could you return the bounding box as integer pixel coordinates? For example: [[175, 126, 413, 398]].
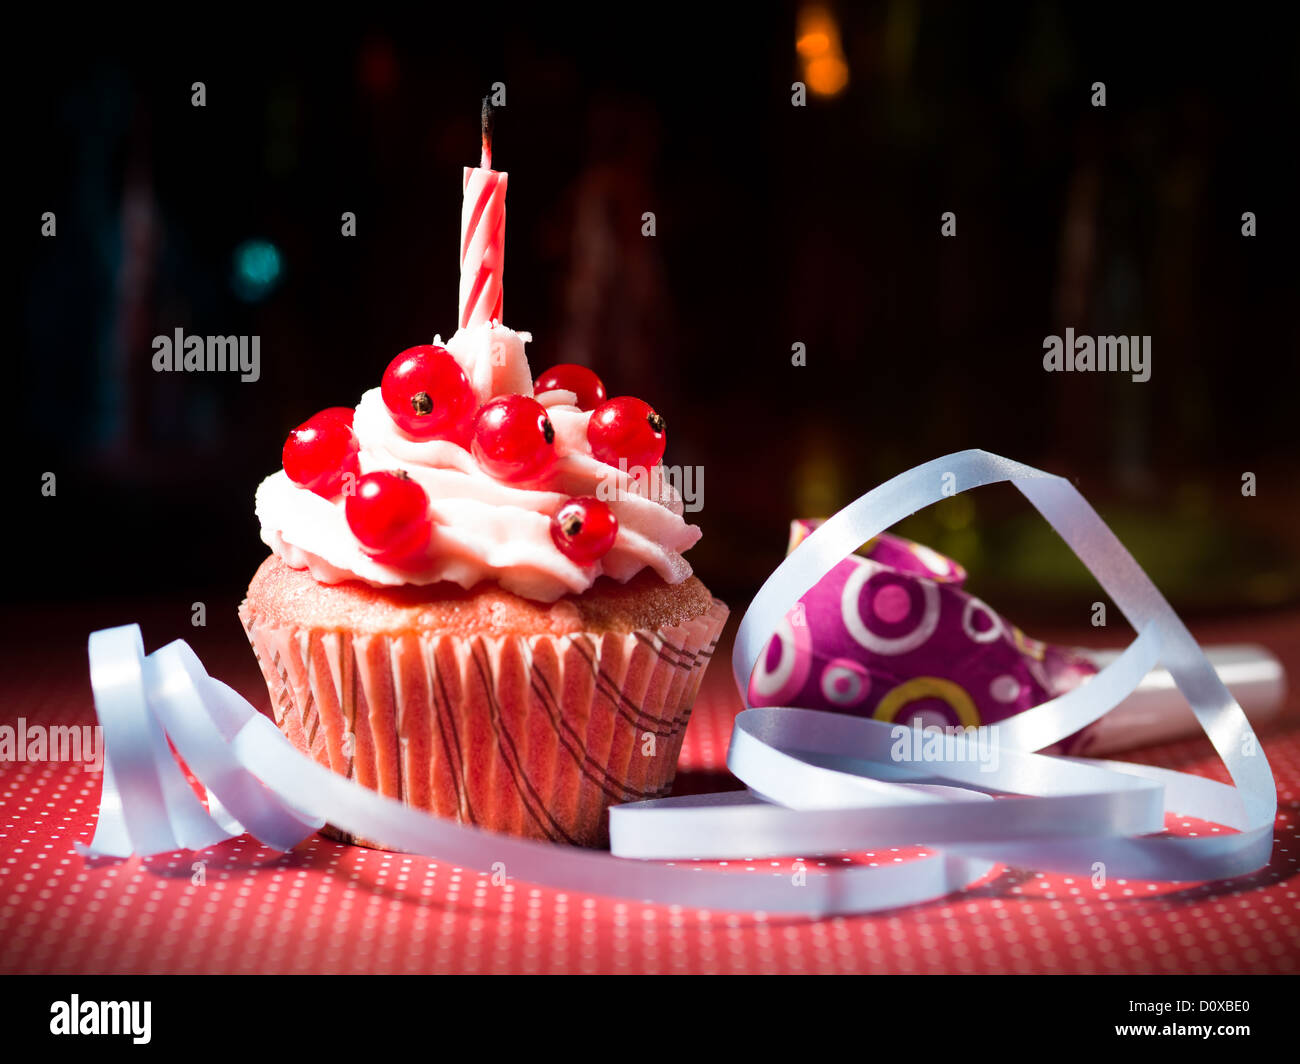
[[11, 3, 1300, 644]]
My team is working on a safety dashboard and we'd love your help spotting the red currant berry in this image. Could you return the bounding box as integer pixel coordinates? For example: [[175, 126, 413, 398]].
[[345, 470, 433, 564], [550, 497, 618, 564], [472, 395, 557, 482], [312, 406, 355, 429], [587, 396, 666, 471], [381, 345, 476, 441], [283, 417, 360, 498], [533, 364, 607, 411]]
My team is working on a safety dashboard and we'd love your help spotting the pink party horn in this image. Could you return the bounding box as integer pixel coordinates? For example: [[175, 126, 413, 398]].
[[748, 521, 1286, 756]]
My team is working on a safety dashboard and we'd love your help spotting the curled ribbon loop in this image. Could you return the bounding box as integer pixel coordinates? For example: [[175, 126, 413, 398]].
[[83, 450, 1276, 915]]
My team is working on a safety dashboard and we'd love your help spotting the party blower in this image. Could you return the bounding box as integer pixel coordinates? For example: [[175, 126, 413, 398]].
[[746, 520, 1285, 758], [83, 451, 1282, 917]]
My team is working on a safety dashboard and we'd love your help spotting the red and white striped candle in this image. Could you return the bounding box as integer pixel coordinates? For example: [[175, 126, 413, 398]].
[[458, 101, 507, 329]]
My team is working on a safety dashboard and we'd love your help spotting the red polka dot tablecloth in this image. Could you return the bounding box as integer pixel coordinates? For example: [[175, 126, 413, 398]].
[[1, 610, 1298, 975]]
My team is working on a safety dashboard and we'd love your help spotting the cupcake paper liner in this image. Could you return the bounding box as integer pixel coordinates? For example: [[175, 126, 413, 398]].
[[238, 597, 729, 849]]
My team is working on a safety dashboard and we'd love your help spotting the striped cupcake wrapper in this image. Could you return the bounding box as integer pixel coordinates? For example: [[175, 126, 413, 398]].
[[237, 598, 729, 848]]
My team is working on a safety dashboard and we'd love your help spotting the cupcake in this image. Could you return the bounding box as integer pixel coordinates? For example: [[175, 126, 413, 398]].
[[240, 121, 726, 848]]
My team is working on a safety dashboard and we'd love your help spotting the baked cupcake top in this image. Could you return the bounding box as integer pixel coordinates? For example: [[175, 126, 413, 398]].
[[255, 320, 702, 603]]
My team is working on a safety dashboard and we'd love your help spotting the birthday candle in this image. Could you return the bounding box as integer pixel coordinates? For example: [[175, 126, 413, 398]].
[[459, 99, 507, 330]]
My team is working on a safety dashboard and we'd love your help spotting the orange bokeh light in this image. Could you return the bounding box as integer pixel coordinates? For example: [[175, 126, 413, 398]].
[[807, 55, 849, 96], [797, 31, 831, 58], [797, 4, 849, 97]]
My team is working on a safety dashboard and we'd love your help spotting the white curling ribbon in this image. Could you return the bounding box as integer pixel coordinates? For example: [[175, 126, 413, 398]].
[[81, 450, 1276, 915]]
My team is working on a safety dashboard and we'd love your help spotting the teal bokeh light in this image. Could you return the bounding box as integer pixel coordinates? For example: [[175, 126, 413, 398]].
[[232, 239, 283, 302]]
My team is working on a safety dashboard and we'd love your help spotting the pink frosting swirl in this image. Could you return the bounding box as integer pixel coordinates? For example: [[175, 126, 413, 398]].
[[255, 321, 701, 602]]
